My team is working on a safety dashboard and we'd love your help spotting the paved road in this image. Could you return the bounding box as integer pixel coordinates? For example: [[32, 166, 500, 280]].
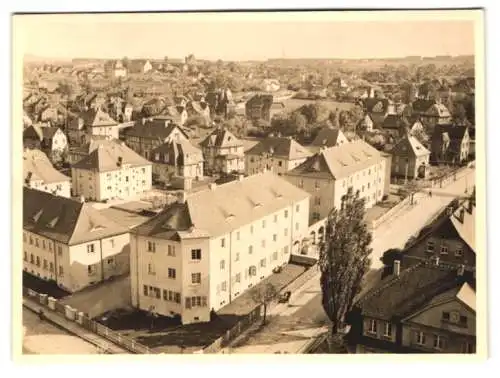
[[228, 168, 475, 353], [22, 307, 101, 355]]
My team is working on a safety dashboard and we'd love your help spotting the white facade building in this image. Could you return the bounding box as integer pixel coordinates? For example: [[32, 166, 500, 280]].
[[130, 172, 310, 324]]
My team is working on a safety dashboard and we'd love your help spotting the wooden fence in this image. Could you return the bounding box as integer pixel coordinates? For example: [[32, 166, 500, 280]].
[[23, 287, 153, 354]]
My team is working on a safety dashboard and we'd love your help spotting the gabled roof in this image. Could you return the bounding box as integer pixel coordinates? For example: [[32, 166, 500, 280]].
[[355, 262, 469, 320], [412, 98, 436, 113], [245, 137, 312, 160], [24, 149, 70, 184], [391, 134, 430, 158], [72, 141, 151, 172], [426, 103, 451, 118], [150, 139, 203, 166], [132, 171, 310, 240], [23, 125, 61, 141], [309, 128, 346, 148], [449, 200, 476, 252], [23, 187, 128, 245], [78, 108, 118, 128], [122, 118, 189, 140], [432, 124, 469, 141], [363, 98, 389, 114], [199, 127, 243, 149], [287, 139, 384, 180]]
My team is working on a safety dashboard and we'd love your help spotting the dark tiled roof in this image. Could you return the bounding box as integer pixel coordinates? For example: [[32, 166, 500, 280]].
[[381, 114, 408, 130], [122, 119, 188, 140], [23, 188, 128, 245], [310, 128, 345, 148], [412, 99, 436, 113], [363, 98, 389, 113], [199, 128, 243, 149], [245, 137, 312, 160], [432, 124, 469, 141], [356, 262, 464, 320]]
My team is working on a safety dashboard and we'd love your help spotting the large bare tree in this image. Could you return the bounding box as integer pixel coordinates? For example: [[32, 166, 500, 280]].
[[319, 188, 372, 335]]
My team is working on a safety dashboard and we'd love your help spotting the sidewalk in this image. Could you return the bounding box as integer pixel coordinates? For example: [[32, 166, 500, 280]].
[[23, 297, 129, 354]]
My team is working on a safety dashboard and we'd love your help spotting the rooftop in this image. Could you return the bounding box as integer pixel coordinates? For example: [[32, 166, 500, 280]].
[[199, 127, 243, 149], [132, 171, 310, 240], [245, 137, 312, 160], [24, 149, 70, 185], [391, 134, 431, 158], [309, 128, 347, 148]]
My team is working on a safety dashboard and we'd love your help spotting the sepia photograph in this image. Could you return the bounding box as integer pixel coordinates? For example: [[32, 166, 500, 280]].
[[11, 8, 486, 360]]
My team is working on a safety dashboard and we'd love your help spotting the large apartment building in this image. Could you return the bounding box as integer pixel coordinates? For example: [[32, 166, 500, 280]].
[[129, 171, 310, 325], [244, 136, 312, 176], [71, 141, 152, 201], [23, 149, 71, 198], [285, 139, 388, 225], [23, 188, 130, 292]]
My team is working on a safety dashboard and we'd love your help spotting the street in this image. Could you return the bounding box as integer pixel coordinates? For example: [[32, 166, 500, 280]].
[[22, 307, 101, 355], [227, 168, 475, 353]]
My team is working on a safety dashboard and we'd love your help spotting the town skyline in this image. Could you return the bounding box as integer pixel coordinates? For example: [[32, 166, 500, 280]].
[[16, 13, 475, 62]]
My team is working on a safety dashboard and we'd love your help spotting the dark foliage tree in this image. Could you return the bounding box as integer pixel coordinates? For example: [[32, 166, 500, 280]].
[[251, 283, 279, 325], [319, 188, 372, 335], [380, 248, 403, 267]]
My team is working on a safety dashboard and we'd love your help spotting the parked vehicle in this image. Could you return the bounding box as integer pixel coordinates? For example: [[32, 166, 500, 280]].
[[278, 291, 291, 303]]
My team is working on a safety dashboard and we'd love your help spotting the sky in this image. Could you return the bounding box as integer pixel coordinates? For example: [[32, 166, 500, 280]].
[[15, 12, 477, 61]]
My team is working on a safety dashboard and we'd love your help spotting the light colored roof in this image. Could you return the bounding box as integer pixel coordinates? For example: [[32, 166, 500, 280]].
[[23, 149, 70, 184], [245, 137, 312, 160], [72, 141, 151, 172], [392, 135, 430, 158], [151, 139, 203, 166], [23, 187, 128, 245], [199, 127, 243, 149], [287, 139, 384, 180], [79, 108, 118, 128], [133, 171, 310, 240], [450, 200, 475, 252], [456, 282, 476, 312]]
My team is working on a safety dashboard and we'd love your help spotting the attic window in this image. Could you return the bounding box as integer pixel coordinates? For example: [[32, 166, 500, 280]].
[[47, 217, 59, 228], [338, 159, 348, 167], [254, 203, 262, 209], [225, 214, 236, 221]]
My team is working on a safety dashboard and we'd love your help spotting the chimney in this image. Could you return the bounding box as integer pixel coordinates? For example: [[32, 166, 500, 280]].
[[208, 183, 217, 191], [393, 260, 401, 277], [457, 264, 465, 277]]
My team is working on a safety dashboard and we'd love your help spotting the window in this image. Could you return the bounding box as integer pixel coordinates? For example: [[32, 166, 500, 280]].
[[284, 246, 289, 254], [59, 265, 64, 276], [272, 251, 278, 261], [250, 225, 254, 234], [220, 260, 225, 270], [249, 266, 257, 276], [36, 256, 40, 267], [460, 315, 468, 326], [455, 248, 464, 257], [221, 281, 227, 292], [49, 262, 54, 272], [296, 204, 300, 212], [35, 238, 39, 247], [248, 245, 253, 254], [299, 180, 304, 188], [88, 265, 96, 275], [43, 259, 48, 270], [368, 319, 377, 334], [274, 214, 278, 223], [175, 293, 181, 304], [49, 243, 52, 251], [42, 240, 46, 249], [260, 259, 266, 268], [273, 234, 277, 242], [107, 258, 114, 264], [143, 285, 148, 296], [167, 245, 176, 256], [284, 228, 288, 236], [261, 240, 266, 248], [29, 236, 33, 245], [148, 263, 155, 275], [192, 273, 201, 284], [23, 233, 27, 243], [383, 322, 392, 337], [440, 244, 448, 255], [462, 342, 475, 354], [295, 222, 299, 231], [314, 197, 321, 206], [29, 253, 34, 264], [23, 251, 27, 261], [315, 181, 320, 189], [278, 161, 283, 167], [110, 239, 114, 248], [236, 231, 240, 240], [87, 244, 95, 253], [191, 249, 201, 260], [442, 312, 450, 321], [433, 335, 446, 350], [426, 240, 435, 253], [147, 241, 156, 252], [235, 273, 241, 283], [221, 238, 226, 248], [312, 212, 321, 221], [284, 210, 289, 218], [415, 331, 426, 345], [168, 268, 176, 279]]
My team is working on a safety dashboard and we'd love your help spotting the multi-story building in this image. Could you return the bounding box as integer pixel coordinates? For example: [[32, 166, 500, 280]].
[[23, 125, 68, 163], [285, 140, 388, 225], [121, 117, 189, 160], [23, 149, 71, 198], [67, 137, 116, 165], [68, 108, 120, 146], [71, 141, 152, 201], [390, 134, 431, 179], [199, 127, 245, 175], [309, 127, 349, 153], [347, 260, 476, 354], [129, 171, 310, 324], [430, 125, 470, 165], [150, 139, 204, 185], [23, 188, 130, 292], [245, 137, 312, 176]]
